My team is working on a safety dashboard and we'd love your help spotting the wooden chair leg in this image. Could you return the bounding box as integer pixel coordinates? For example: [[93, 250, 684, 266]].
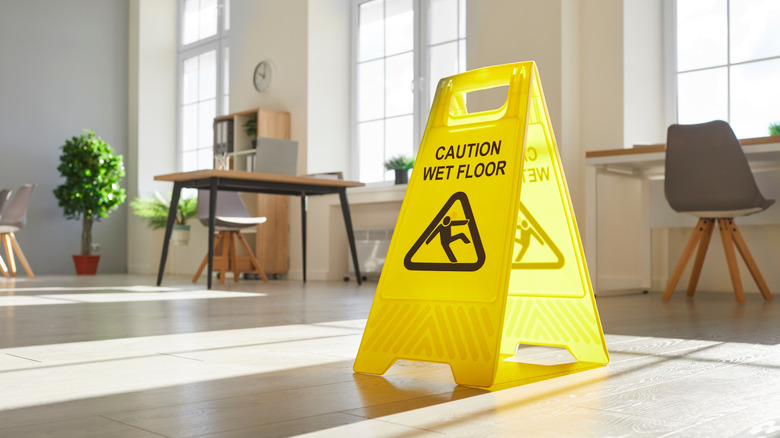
[[662, 219, 707, 300], [9, 233, 34, 278], [230, 232, 240, 282], [219, 231, 230, 284], [0, 252, 8, 278], [718, 218, 745, 304], [236, 232, 269, 283], [192, 232, 224, 283], [687, 219, 714, 297], [728, 220, 772, 301], [2, 234, 16, 277]]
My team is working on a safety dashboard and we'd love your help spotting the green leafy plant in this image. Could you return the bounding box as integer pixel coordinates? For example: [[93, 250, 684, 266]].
[[770, 122, 780, 136], [384, 154, 415, 170], [243, 115, 257, 138], [53, 130, 126, 255], [130, 192, 198, 229]]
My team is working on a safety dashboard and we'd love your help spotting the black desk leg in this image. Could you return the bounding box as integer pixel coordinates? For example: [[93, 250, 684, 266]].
[[157, 182, 183, 286], [339, 189, 362, 285], [301, 193, 307, 283], [207, 180, 218, 290]]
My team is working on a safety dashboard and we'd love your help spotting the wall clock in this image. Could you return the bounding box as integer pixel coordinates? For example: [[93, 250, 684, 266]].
[[253, 60, 273, 93]]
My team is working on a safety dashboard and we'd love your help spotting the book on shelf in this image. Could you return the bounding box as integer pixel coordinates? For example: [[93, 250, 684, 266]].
[[214, 119, 234, 155]]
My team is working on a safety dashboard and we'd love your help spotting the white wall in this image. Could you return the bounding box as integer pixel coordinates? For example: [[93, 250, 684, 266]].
[[307, 0, 351, 178], [0, 0, 129, 274], [127, 0, 178, 275]]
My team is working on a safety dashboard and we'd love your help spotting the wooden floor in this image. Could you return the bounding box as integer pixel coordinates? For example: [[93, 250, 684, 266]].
[[1, 275, 780, 437]]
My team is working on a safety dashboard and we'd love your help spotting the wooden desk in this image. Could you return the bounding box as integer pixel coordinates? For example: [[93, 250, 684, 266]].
[[154, 170, 365, 289], [584, 135, 780, 292]]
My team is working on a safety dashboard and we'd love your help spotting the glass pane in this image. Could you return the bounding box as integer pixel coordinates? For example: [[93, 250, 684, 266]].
[[199, 50, 217, 100], [182, 151, 198, 172], [458, 0, 466, 39], [358, 59, 384, 122], [730, 58, 780, 138], [677, 67, 728, 124], [224, 0, 230, 31], [359, 0, 384, 62], [182, 0, 199, 45], [429, 41, 458, 105], [199, 0, 218, 40], [198, 147, 213, 170], [183, 56, 198, 104], [182, 104, 198, 151], [730, 0, 780, 63], [198, 99, 216, 148], [358, 121, 385, 183], [385, 0, 413, 56], [384, 115, 413, 163], [385, 52, 414, 117], [429, 0, 458, 45], [676, 0, 727, 71]]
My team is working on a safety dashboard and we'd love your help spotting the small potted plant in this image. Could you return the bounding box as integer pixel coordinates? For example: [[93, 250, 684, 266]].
[[243, 115, 258, 148], [53, 130, 126, 275], [769, 122, 780, 137], [384, 154, 415, 185], [130, 192, 198, 245]]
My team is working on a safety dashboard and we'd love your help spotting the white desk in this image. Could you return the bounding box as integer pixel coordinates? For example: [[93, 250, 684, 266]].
[[584, 135, 780, 292]]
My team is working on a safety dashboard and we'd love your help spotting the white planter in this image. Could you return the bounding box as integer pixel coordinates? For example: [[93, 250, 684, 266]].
[[171, 224, 190, 245]]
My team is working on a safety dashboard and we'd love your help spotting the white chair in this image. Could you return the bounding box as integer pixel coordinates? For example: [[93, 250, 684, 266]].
[[0, 184, 35, 278], [192, 190, 269, 284], [662, 121, 773, 303]]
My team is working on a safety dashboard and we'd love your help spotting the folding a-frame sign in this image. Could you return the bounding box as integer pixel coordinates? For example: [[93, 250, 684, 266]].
[[354, 62, 609, 388]]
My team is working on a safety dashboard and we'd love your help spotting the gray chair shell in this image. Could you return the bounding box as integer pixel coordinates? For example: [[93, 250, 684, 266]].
[[0, 184, 35, 278], [0, 189, 11, 218], [665, 120, 774, 217], [662, 121, 772, 303], [192, 190, 268, 284]]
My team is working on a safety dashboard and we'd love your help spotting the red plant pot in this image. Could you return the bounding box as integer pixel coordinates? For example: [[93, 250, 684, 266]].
[[72, 254, 100, 275]]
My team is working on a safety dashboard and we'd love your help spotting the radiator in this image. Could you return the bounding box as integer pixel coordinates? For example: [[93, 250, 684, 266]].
[[348, 228, 393, 279]]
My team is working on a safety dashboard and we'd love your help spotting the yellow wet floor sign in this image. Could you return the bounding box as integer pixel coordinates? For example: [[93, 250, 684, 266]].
[[354, 62, 609, 388]]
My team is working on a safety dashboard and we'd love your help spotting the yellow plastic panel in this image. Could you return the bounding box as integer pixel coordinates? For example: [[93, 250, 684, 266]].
[[354, 62, 608, 388]]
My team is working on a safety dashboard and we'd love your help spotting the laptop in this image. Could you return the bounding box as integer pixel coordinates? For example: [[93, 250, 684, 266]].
[[254, 137, 299, 176]]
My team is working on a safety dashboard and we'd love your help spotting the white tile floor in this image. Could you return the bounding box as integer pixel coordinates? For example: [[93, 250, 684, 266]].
[[1, 274, 779, 437]]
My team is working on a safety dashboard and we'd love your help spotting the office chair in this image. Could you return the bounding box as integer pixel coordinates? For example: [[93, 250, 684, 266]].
[[0, 188, 11, 277], [0, 184, 35, 278], [192, 190, 269, 284], [662, 120, 773, 303]]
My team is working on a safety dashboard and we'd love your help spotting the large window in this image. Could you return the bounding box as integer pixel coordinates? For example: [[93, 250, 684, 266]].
[[674, 0, 780, 138], [178, 0, 230, 172], [354, 0, 466, 183]]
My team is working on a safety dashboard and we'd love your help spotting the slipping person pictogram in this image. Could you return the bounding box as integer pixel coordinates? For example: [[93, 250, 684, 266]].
[[512, 202, 565, 270], [404, 192, 485, 271], [514, 219, 542, 263], [426, 216, 471, 262]]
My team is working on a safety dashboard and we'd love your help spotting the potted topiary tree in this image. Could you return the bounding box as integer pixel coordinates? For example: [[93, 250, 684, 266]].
[[130, 192, 198, 245], [53, 130, 126, 275], [384, 154, 415, 184]]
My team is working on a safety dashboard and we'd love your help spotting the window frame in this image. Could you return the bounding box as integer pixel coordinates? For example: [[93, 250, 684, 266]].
[[350, 0, 466, 184], [666, 0, 780, 137], [176, 0, 230, 172]]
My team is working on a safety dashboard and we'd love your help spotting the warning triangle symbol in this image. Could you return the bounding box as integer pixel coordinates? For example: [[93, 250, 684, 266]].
[[512, 202, 564, 270], [404, 192, 485, 271]]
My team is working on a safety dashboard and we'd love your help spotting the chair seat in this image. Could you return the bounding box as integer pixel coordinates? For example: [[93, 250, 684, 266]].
[[681, 198, 774, 218], [0, 225, 21, 233], [214, 215, 267, 230]]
